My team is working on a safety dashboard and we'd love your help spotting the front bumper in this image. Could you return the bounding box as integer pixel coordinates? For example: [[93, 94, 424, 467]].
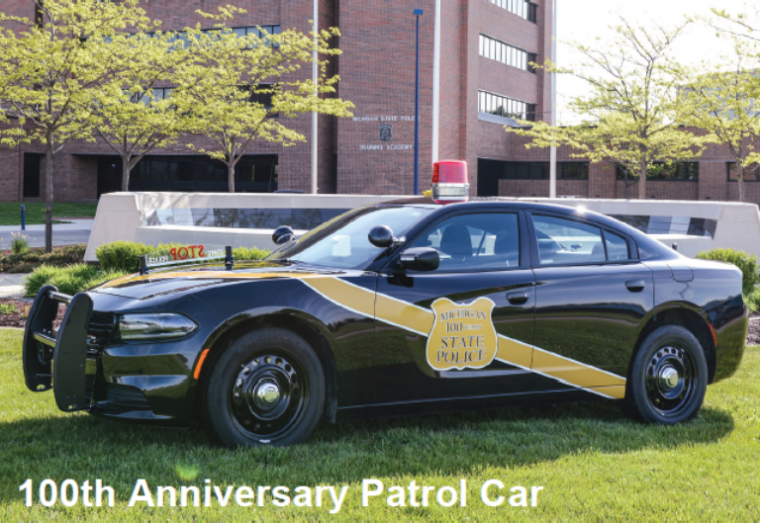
[[22, 286, 199, 425]]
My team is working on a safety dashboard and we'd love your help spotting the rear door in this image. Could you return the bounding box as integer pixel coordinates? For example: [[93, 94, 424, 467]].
[[527, 212, 654, 395], [372, 209, 538, 406]]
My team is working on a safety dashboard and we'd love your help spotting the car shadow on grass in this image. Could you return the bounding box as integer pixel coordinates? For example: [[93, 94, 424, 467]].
[[0, 400, 734, 500]]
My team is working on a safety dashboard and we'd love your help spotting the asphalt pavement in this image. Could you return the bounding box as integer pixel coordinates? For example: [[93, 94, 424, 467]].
[[0, 219, 93, 250]]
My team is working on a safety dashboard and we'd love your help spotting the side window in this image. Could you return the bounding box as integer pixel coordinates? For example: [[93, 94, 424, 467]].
[[409, 213, 520, 271], [532, 215, 605, 265], [605, 230, 630, 261]]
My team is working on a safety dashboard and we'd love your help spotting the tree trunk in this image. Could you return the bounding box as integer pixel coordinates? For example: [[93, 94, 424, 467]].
[[228, 163, 235, 193], [737, 165, 745, 202], [638, 161, 647, 200], [122, 158, 131, 192], [44, 138, 54, 253]]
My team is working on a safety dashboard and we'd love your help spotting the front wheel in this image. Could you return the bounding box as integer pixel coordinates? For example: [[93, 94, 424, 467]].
[[624, 325, 707, 424], [201, 328, 325, 448]]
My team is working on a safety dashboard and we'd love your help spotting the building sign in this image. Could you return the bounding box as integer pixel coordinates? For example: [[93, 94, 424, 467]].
[[353, 115, 415, 152]]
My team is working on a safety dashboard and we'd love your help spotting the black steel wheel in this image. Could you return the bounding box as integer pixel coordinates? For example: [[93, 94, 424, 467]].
[[624, 325, 707, 424], [202, 328, 325, 448]]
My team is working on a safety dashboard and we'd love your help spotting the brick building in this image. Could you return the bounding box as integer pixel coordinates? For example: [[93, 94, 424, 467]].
[[1, 1, 753, 204]]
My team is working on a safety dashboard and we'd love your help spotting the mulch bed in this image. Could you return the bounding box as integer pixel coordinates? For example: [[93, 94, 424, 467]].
[[0, 298, 64, 329]]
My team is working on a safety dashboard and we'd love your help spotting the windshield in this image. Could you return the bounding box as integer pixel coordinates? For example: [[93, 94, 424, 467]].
[[268, 205, 436, 269]]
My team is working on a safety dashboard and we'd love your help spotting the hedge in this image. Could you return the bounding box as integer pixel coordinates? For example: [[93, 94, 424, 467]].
[[696, 248, 759, 296], [95, 241, 270, 273]]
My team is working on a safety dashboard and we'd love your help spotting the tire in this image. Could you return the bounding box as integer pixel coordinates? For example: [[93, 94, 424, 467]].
[[623, 325, 707, 424], [201, 328, 325, 448]]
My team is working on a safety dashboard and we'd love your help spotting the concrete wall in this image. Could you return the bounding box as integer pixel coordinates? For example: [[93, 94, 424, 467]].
[[84, 192, 415, 261]]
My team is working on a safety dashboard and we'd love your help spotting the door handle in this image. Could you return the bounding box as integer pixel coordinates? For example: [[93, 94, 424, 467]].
[[625, 280, 646, 292], [507, 291, 529, 305]]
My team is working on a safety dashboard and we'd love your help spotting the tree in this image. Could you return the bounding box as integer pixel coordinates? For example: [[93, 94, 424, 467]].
[[173, 9, 354, 193], [506, 19, 706, 199], [680, 39, 760, 202], [0, 0, 153, 251], [86, 31, 188, 192]]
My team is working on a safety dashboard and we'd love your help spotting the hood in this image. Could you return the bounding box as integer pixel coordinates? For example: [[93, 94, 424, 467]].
[[90, 260, 347, 300]]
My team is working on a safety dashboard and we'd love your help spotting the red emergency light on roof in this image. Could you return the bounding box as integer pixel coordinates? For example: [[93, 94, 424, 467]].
[[432, 160, 469, 204]]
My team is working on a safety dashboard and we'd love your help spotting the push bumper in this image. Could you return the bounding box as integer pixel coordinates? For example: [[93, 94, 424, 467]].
[[23, 285, 200, 424], [22, 285, 93, 411]]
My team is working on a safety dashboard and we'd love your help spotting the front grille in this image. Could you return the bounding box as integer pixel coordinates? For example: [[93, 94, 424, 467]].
[[87, 311, 116, 351], [106, 383, 151, 410]]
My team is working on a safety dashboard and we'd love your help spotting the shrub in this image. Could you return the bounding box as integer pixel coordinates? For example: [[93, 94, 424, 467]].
[[0, 244, 86, 273], [233, 246, 270, 261], [696, 248, 760, 296], [94, 240, 270, 273], [95, 241, 153, 273], [24, 264, 126, 297], [10, 232, 29, 254]]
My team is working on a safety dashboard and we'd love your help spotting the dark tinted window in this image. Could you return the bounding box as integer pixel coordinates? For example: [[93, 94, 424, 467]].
[[604, 230, 630, 261], [532, 215, 605, 265], [410, 213, 520, 271]]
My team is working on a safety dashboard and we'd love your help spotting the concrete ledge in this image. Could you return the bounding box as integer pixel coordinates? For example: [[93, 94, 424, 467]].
[[85, 192, 414, 261]]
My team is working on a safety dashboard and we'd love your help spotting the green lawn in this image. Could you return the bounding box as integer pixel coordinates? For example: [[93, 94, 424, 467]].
[[0, 202, 97, 225], [0, 327, 758, 519]]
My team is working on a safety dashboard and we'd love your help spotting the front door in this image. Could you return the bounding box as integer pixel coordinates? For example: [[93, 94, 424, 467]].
[[373, 210, 538, 406], [527, 212, 654, 396]]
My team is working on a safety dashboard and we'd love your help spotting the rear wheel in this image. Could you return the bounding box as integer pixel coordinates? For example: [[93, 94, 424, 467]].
[[624, 325, 707, 424], [201, 328, 325, 447]]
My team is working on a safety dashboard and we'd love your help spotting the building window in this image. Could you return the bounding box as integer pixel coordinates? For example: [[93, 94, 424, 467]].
[[727, 162, 760, 181], [615, 162, 699, 181], [489, 0, 538, 23], [23, 153, 42, 198], [150, 25, 281, 48], [479, 34, 537, 73], [124, 154, 279, 193], [558, 162, 589, 180], [478, 90, 536, 121]]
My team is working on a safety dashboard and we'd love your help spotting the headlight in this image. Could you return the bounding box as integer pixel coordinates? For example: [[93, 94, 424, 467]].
[[118, 313, 198, 341]]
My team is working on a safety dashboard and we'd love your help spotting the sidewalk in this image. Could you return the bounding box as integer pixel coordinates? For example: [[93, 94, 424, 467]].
[[0, 273, 26, 299], [0, 219, 94, 250]]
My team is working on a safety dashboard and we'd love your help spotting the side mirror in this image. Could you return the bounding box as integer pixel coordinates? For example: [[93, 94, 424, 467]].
[[399, 247, 440, 272], [368, 225, 395, 248], [272, 225, 295, 245]]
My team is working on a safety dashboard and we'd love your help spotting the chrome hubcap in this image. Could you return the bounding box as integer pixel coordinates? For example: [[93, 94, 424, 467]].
[[659, 366, 680, 390], [254, 380, 281, 410]]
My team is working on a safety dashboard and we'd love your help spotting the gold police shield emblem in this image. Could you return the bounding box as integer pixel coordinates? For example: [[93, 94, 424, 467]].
[[427, 297, 498, 371]]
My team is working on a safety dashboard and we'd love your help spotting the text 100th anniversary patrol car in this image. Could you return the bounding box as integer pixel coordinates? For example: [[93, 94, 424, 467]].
[[22, 164, 748, 447]]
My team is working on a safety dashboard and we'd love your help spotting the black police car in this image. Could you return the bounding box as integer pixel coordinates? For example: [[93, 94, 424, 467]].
[[23, 198, 748, 447]]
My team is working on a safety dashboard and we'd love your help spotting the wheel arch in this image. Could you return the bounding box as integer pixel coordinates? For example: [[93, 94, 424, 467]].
[[195, 311, 339, 423], [632, 305, 717, 384]]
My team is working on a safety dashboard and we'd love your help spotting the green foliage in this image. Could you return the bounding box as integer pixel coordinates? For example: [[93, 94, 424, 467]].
[[697, 248, 760, 295], [95, 241, 153, 273], [175, 13, 353, 191], [95, 240, 270, 274], [0, 327, 758, 518], [0, 303, 18, 315], [507, 20, 706, 199], [0, 244, 85, 273], [23, 264, 126, 297], [0, 203, 97, 226], [232, 246, 270, 261], [9, 233, 28, 254]]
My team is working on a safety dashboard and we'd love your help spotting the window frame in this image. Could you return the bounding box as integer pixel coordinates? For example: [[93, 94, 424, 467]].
[[385, 209, 531, 274], [726, 161, 760, 182], [526, 212, 639, 268]]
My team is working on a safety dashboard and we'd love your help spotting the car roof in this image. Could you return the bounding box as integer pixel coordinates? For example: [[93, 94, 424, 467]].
[[377, 197, 621, 228]]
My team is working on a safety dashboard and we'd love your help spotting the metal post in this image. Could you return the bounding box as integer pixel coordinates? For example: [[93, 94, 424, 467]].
[[310, 0, 319, 194], [225, 245, 235, 270], [139, 255, 148, 276], [20, 205, 25, 231], [549, 0, 558, 198], [413, 9, 423, 195], [431, 0, 441, 164]]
